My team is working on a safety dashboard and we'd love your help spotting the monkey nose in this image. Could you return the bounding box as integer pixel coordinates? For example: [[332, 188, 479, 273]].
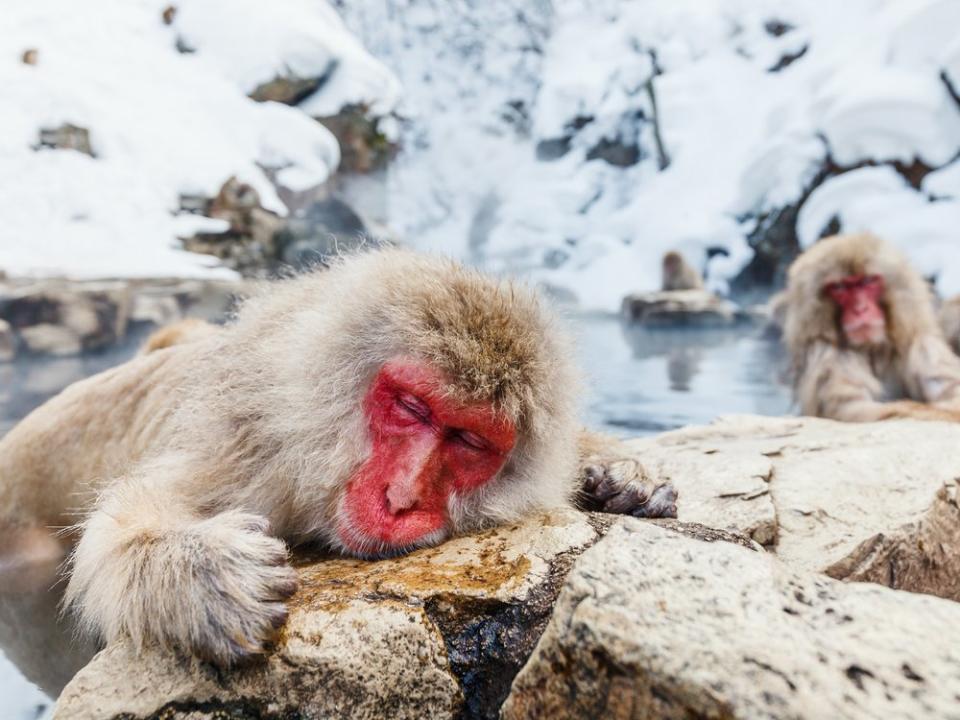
[[385, 480, 421, 515]]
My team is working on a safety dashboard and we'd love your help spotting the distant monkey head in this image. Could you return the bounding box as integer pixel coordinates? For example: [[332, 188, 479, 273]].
[[222, 250, 580, 558], [784, 233, 938, 357], [661, 250, 703, 291], [663, 251, 682, 274]]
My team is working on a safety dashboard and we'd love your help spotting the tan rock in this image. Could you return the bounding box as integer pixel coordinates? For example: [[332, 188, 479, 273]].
[[627, 415, 960, 600], [503, 519, 960, 720], [621, 288, 745, 327], [0, 280, 131, 355], [54, 509, 602, 720], [18, 323, 82, 357], [0, 319, 15, 362]]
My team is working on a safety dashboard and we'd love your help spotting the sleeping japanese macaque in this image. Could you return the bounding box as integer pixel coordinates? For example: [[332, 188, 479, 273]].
[[783, 233, 960, 422], [661, 251, 704, 291], [0, 249, 676, 666]]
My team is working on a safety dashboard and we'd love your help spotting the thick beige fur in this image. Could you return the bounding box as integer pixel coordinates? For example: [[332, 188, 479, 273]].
[[138, 317, 220, 354], [938, 295, 960, 355], [0, 248, 673, 665], [783, 233, 960, 422], [661, 251, 704, 291]]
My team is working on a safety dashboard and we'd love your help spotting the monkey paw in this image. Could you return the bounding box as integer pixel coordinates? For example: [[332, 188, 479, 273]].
[[580, 459, 678, 519], [174, 512, 299, 666]]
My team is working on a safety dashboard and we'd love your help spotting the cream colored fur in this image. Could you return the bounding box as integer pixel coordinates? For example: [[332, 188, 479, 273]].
[[938, 294, 960, 355], [783, 233, 960, 422], [0, 248, 674, 665]]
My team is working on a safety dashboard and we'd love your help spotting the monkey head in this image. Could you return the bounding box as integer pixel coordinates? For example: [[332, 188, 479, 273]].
[[662, 251, 681, 275], [783, 233, 940, 356], [337, 358, 519, 553], [227, 250, 581, 558], [823, 273, 886, 347]]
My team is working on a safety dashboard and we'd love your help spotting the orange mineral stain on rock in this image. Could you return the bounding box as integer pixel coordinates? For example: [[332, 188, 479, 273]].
[[290, 529, 534, 613]]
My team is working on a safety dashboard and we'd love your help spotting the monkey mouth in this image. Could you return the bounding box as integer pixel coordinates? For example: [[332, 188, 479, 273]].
[[845, 321, 887, 347], [335, 494, 448, 559]]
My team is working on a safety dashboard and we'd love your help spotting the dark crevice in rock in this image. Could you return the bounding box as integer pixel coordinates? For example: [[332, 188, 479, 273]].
[[586, 136, 643, 167], [535, 136, 572, 161], [315, 103, 398, 173], [114, 697, 303, 720], [424, 523, 607, 720], [941, 70, 960, 112], [768, 44, 808, 73], [764, 19, 795, 37], [582, 511, 617, 537], [250, 60, 338, 105], [731, 162, 832, 293]]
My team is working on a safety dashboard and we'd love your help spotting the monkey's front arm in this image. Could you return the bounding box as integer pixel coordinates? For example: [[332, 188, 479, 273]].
[[64, 456, 297, 666]]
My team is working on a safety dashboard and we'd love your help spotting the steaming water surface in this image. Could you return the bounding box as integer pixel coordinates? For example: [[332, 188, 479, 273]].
[[0, 320, 793, 716]]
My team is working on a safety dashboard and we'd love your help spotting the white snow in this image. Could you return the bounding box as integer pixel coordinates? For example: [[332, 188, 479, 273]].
[[0, 0, 398, 279], [798, 166, 960, 294], [4, 0, 960, 299], [336, 0, 960, 311]]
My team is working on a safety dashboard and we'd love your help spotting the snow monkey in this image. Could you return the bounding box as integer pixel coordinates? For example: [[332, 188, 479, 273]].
[[0, 249, 677, 666], [783, 233, 960, 422], [661, 251, 704, 291]]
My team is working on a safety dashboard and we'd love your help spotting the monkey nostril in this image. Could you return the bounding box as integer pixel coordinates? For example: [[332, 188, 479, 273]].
[[385, 484, 418, 516]]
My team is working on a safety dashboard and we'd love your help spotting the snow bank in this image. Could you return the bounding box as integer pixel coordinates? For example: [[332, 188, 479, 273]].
[[0, 0, 397, 279], [338, 0, 960, 311]]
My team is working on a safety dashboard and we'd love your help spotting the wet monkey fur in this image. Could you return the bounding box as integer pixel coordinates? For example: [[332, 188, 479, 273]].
[[0, 249, 676, 666], [783, 233, 960, 422]]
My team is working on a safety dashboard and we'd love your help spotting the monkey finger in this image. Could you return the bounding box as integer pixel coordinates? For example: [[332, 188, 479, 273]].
[[581, 465, 604, 493], [270, 575, 299, 601], [631, 483, 678, 519], [602, 484, 650, 514], [267, 602, 290, 630]]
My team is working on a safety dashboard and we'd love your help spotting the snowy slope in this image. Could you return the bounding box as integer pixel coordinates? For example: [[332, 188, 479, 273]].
[[337, 0, 960, 311], [0, 0, 398, 279]]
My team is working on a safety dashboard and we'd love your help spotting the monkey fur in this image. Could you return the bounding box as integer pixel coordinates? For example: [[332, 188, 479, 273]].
[[783, 233, 960, 422], [0, 249, 676, 665]]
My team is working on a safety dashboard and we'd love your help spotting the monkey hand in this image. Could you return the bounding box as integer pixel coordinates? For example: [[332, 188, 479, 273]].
[[170, 512, 300, 665], [579, 457, 678, 519], [878, 400, 960, 423], [67, 508, 299, 667]]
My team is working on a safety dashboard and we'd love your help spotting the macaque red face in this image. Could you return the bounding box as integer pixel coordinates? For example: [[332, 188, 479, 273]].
[[824, 274, 887, 346], [338, 359, 516, 555]]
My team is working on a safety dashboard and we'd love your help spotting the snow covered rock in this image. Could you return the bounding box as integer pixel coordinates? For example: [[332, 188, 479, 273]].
[[0, 277, 241, 360], [0, 0, 397, 281], [0, 281, 130, 358], [502, 519, 960, 720], [627, 415, 960, 601]]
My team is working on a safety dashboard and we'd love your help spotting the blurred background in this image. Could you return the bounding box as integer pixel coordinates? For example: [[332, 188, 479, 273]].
[[3, 0, 960, 714]]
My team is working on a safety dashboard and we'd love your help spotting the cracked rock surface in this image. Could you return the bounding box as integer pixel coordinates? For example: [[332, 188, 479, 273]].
[[53, 509, 602, 720], [51, 417, 960, 719], [627, 415, 960, 600], [502, 519, 960, 720]]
